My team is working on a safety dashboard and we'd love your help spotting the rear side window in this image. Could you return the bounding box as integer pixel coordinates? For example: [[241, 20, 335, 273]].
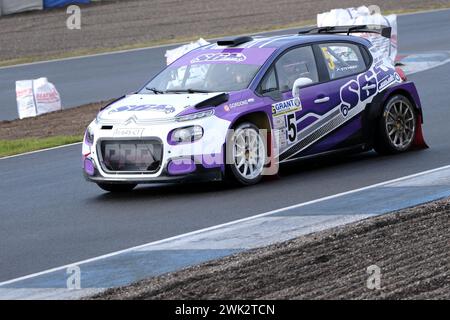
[[318, 43, 366, 80], [275, 46, 319, 92]]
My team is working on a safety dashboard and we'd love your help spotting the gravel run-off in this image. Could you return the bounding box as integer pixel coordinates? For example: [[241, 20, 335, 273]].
[[94, 198, 450, 300]]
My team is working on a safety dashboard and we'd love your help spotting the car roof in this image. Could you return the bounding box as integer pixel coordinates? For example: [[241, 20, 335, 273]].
[[199, 33, 371, 52]]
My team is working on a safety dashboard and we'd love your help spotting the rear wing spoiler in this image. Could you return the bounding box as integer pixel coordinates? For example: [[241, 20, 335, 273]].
[[299, 24, 392, 38]]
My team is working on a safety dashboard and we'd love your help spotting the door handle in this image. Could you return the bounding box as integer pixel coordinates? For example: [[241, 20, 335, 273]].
[[314, 96, 330, 104]]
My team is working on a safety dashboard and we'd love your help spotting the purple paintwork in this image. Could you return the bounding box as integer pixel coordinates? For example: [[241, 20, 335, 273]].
[[303, 116, 362, 156], [167, 158, 196, 175], [194, 154, 223, 169], [84, 158, 95, 176], [108, 104, 176, 114], [297, 116, 317, 131], [83, 32, 426, 186], [171, 48, 276, 67], [214, 90, 273, 124], [84, 130, 93, 147], [382, 82, 422, 110]]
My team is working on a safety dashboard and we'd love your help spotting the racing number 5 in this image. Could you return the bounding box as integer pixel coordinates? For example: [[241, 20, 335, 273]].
[[287, 114, 297, 143]]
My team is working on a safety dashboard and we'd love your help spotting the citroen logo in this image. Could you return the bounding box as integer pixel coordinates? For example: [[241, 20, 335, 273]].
[[123, 115, 137, 125]]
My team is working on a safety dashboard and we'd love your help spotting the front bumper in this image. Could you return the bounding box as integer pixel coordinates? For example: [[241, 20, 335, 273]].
[[83, 166, 223, 184], [82, 115, 229, 184]]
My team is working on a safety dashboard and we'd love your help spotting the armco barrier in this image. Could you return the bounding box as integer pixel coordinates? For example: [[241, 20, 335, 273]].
[[44, 0, 90, 9]]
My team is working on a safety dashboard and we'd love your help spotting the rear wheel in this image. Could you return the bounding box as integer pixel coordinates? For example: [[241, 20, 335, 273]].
[[227, 122, 267, 185], [96, 183, 137, 192], [374, 95, 417, 154]]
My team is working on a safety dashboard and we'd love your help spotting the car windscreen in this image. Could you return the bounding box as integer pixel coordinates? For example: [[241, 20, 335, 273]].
[[141, 63, 260, 93], [140, 48, 276, 93]]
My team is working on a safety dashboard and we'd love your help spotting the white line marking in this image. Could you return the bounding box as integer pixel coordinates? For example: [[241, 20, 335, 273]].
[[406, 57, 450, 76], [0, 142, 82, 161], [1, 162, 450, 287], [397, 7, 450, 16], [1, 8, 448, 70]]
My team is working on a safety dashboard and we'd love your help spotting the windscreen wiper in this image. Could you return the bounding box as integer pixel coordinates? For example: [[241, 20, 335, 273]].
[[145, 87, 165, 94], [165, 88, 212, 94]]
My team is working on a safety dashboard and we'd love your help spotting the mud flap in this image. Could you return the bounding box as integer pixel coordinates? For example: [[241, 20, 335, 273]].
[[412, 115, 429, 149]]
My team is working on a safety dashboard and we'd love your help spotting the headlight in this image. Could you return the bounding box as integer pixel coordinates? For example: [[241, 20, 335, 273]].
[[85, 126, 94, 145], [169, 126, 204, 144], [175, 109, 214, 122]]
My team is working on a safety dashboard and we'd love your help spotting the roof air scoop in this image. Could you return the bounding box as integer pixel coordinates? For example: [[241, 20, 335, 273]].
[[217, 36, 253, 47]]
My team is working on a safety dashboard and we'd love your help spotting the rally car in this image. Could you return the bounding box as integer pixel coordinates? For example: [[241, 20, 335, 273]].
[[82, 25, 427, 192]]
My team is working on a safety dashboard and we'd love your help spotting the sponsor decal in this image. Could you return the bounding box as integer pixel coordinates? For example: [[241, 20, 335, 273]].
[[272, 98, 302, 115], [278, 61, 402, 160], [16, 88, 33, 98], [336, 65, 358, 72], [223, 98, 255, 112], [321, 47, 336, 70], [378, 72, 401, 91], [35, 88, 60, 103], [339, 65, 400, 117], [191, 52, 247, 64], [113, 128, 144, 137], [109, 104, 176, 114]]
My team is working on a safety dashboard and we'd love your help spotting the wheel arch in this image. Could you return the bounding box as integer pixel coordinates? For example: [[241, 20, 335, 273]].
[[386, 88, 423, 119], [223, 111, 273, 177], [229, 111, 272, 132], [363, 86, 427, 149], [227, 110, 273, 153]]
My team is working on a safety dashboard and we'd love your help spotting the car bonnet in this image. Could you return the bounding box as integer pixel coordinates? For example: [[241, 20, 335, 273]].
[[97, 93, 225, 122]]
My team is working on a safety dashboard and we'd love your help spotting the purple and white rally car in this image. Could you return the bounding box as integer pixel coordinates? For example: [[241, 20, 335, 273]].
[[82, 25, 427, 192]]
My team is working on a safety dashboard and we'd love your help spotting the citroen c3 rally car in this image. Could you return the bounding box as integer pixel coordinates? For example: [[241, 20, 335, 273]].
[[82, 25, 427, 192]]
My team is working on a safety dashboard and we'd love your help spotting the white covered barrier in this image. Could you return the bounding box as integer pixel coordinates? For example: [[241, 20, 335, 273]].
[[1, 0, 43, 15], [317, 6, 397, 64], [165, 38, 210, 65], [16, 78, 62, 119]]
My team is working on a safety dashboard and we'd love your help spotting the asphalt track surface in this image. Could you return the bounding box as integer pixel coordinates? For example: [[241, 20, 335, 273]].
[[0, 9, 449, 121], [1, 9, 450, 282]]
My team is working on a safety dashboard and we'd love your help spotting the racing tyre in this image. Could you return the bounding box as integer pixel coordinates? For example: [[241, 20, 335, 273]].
[[96, 183, 137, 192], [374, 95, 417, 155], [227, 122, 267, 186]]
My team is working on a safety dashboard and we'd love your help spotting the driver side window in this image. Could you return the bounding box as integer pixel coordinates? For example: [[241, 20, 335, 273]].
[[275, 46, 318, 92], [259, 67, 278, 94]]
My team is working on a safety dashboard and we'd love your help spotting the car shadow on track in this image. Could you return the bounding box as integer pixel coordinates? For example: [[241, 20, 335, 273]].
[[92, 148, 427, 202]]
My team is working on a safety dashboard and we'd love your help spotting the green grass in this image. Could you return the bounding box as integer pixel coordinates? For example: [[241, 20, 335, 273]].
[[0, 135, 83, 158]]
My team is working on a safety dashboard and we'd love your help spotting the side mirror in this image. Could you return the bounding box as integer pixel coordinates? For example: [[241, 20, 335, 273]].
[[292, 77, 313, 98]]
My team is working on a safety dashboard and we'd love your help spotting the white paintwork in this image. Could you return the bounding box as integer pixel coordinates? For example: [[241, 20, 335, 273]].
[[292, 77, 314, 98]]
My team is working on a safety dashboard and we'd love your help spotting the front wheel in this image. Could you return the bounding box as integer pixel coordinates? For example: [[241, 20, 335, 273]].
[[226, 122, 267, 185], [97, 183, 137, 192], [374, 95, 417, 155]]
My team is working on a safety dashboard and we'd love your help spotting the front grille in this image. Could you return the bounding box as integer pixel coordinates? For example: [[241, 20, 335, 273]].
[[98, 139, 163, 173]]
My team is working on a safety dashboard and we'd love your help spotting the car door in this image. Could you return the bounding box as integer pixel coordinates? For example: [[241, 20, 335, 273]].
[[299, 42, 371, 156], [259, 45, 342, 162]]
